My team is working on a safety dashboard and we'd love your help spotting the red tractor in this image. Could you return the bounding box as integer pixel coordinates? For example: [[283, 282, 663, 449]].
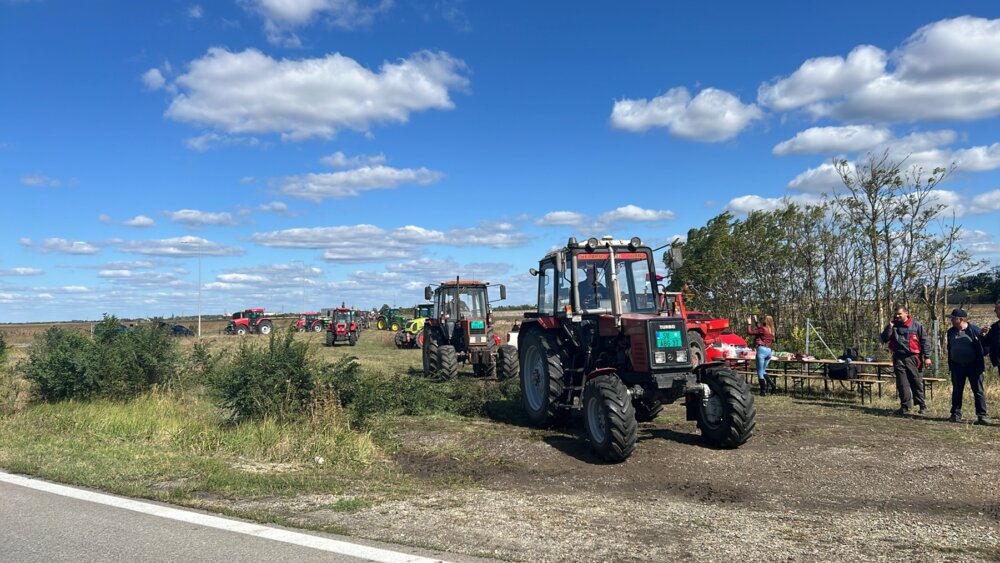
[[224, 308, 274, 335], [294, 312, 327, 333], [517, 236, 756, 462], [325, 308, 359, 346], [421, 280, 518, 380]]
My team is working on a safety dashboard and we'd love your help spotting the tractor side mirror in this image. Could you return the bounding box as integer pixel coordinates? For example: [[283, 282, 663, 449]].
[[424, 285, 432, 301], [667, 247, 684, 269], [555, 251, 566, 273], [529, 268, 538, 277], [499, 284, 506, 300]]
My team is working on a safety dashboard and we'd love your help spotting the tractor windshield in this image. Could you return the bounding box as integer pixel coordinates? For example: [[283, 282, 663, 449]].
[[334, 310, 351, 323], [439, 287, 488, 320], [571, 250, 657, 314]]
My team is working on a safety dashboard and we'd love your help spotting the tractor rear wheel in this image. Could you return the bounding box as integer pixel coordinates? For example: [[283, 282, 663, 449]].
[[697, 367, 756, 448], [437, 345, 458, 380], [377, 317, 387, 330], [633, 398, 663, 423], [583, 374, 637, 462], [422, 329, 440, 377], [497, 344, 518, 381], [519, 330, 566, 427], [688, 331, 706, 367], [390, 321, 401, 332], [325, 331, 334, 347], [259, 321, 273, 335], [312, 322, 323, 333]]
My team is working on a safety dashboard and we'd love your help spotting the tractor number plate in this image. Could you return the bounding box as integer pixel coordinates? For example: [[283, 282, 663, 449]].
[[655, 329, 682, 348], [470, 320, 485, 329]]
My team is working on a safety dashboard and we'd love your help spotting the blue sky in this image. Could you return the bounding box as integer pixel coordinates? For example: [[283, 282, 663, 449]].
[[4, 1, 1000, 322]]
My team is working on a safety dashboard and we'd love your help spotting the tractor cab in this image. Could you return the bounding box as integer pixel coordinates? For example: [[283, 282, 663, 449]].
[[325, 307, 359, 346], [414, 303, 434, 319], [426, 281, 498, 349]]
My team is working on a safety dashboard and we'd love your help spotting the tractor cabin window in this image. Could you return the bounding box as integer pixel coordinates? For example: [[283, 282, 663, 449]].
[[574, 251, 657, 314], [538, 261, 555, 315]]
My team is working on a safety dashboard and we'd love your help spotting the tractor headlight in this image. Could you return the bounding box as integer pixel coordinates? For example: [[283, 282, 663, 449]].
[[654, 351, 667, 364], [675, 350, 687, 363]]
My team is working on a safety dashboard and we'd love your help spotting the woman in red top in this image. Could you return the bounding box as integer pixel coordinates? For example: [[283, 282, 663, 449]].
[[747, 314, 777, 395]]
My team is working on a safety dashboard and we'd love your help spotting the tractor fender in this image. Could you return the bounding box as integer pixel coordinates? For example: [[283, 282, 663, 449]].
[[692, 361, 728, 381], [583, 367, 618, 383]]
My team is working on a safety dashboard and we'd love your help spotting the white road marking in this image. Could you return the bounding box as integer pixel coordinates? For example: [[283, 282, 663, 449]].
[[0, 470, 446, 563]]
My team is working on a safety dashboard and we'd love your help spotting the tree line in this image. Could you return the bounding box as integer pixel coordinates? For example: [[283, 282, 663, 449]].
[[666, 152, 982, 359]]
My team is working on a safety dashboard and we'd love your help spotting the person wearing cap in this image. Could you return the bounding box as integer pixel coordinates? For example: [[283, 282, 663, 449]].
[[946, 308, 991, 425], [880, 305, 932, 415]]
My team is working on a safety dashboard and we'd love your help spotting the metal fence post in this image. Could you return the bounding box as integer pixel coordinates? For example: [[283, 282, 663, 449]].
[[805, 318, 811, 356]]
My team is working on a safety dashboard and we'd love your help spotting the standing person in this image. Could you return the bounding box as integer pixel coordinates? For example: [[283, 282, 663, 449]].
[[982, 300, 1000, 382], [880, 305, 932, 415], [747, 314, 777, 395], [946, 309, 992, 425]]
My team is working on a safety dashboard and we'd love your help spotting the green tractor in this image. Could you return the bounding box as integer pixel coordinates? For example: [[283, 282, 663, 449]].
[[394, 303, 435, 349], [376, 308, 407, 331]]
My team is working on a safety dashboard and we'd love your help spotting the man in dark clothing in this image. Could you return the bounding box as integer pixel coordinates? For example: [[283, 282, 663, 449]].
[[880, 305, 932, 415], [947, 308, 992, 425], [983, 301, 1000, 377]]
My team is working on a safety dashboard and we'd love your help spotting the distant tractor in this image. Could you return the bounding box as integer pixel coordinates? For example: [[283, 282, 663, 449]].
[[517, 236, 756, 462], [224, 308, 274, 335], [376, 308, 407, 331], [394, 303, 435, 349], [325, 308, 360, 346], [294, 312, 327, 333], [421, 280, 518, 380]]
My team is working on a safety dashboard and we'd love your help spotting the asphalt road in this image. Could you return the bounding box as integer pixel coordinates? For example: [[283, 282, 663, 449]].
[[0, 471, 479, 563]]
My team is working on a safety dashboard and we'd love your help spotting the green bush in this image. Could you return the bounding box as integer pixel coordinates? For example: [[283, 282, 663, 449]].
[[210, 330, 334, 422], [21, 315, 179, 402], [22, 327, 95, 401]]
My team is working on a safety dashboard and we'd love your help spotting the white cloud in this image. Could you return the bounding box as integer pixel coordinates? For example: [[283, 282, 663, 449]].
[[183, 132, 260, 151], [61, 286, 90, 293], [611, 87, 762, 142], [758, 45, 887, 111], [217, 273, 267, 283], [244, 0, 392, 46], [20, 238, 101, 255], [157, 48, 468, 141], [725, 194, 824, 215], [536, 211, 585, 227], [123, 215, 156, 228], [118, 236, 243, 257], [142, 68, 166, 90], [760, 17, 1000, 122], [970, 189, 1000, 214], [167, 209, 237, 227], [597, 205, 675, 225], [320, 151, 387, 169], [280, 165, 443, 201], [787, 162, 847, 193], [257, 201, 292, 215], [20, 173, 61, 187], [773, 125, 892, 156], [251, 222, 530, 262], [0, 267, 43, 276], [98, 214, 114, 224], [188, 4, 203, 19]]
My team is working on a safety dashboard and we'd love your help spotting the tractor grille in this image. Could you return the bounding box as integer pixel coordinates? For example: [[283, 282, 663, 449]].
[[647, 319, 690, 368], [467, 319, 488, 346]]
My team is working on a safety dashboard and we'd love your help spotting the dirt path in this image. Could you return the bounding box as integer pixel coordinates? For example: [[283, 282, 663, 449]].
[[202, 396, 1000, 562]]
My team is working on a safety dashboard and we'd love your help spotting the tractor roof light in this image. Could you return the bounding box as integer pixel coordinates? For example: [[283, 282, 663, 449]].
[[629, 236, 642, 249], [586, 237, 599, 250]]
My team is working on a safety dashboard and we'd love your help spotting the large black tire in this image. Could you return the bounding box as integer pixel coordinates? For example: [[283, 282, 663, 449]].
[[438, 345, 458, 380], [519, 330, 566, 427], [258, 320, 273, 335], [688, 331, 706, 367], [633, 398, 663, 423], [394, 331, 405, 349], [583, 374, 638, 462], [325, 331, 334, 347], [312, 322, 323, 333], [349, 333, 357, 346], [422, 328, 440, 377], [497, 344, 518, 381], [697, 367, 756, 448]]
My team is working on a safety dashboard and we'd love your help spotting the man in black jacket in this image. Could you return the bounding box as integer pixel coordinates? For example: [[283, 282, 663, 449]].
[[946, 308, 991, 425], [984, 301, 1000, 376], [880, 305, 932, 415]]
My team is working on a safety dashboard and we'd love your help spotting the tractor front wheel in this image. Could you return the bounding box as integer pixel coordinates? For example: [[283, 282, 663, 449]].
[[697, 367, 756, 448], [583, 374, 637, 462], [422, 329, 439, 377], [519, 330, 566, 427], [349, 333, 357, 346], [376, 317, 387, 330], [325, 331, 334, 347], [497, 344, 518, 381], [437, 345, 458, 380], [236, 326, 248, 336]]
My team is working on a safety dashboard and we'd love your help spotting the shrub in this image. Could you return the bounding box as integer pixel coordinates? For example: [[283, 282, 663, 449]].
[[22, 327, 95, 401], [210, 330, 333, 422]]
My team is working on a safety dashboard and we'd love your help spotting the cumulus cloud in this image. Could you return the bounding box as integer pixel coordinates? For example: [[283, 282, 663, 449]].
[[280, 164, 443, 201], [257, 201, 292, 215], [142, 68, 166, 90], [123, 215, 156, 228], [0, 267, 43, 276], [155, 48, 468, 142], [19, 238, 101, 255], [188, 4, 203, 19], [536, 211, 585, 227], [597, 205, 675, 225], [787, 162, 847, 193], [20, 173, 61, 187], [183, 132, 260, 151], [611, 87, 762, 142], [760, 17, 1000, 122], [167, 209, 237, 227], [251, 222, 530, 262], [969, 189, 1000, 214], [243, 0, 392, 46], [773, 125, 892, 156], [725, 194, 824, 215], [320, 151, 387, 169], [118, 236, 243, 257], [217, 273, 266, 283]]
